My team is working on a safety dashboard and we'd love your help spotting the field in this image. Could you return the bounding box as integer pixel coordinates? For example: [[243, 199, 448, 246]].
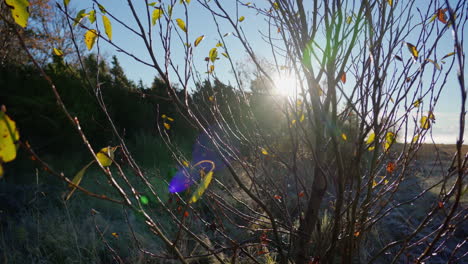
[[0, 143, 466, 263]]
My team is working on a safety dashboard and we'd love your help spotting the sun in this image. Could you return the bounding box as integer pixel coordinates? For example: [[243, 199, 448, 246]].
[[272, 73, 300, 98]]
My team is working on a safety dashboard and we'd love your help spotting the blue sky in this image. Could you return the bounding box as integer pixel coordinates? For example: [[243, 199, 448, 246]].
[[72, 0, 466, 144]]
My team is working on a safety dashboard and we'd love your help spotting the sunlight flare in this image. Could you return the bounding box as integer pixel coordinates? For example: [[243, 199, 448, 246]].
[[272, 73, 299, 98]]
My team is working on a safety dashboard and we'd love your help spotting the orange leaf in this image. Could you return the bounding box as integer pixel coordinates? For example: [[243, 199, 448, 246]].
[[184, 211, 189, 217], [437, 9, 447, 24], [341, 72, 346, 83], [298, 191, 305, 197], [438, 201, 444, 208], [386, 162, 396, 173], [274, 195, 282, 200]]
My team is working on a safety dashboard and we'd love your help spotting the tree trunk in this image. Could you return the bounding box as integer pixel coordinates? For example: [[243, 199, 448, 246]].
[[294, 167, 327, 263]]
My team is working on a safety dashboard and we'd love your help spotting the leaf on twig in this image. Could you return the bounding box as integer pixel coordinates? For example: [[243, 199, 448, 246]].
[[189, 171, 213, 203], [53, 48, 63, 56], [386, 162, 396, 173], [420, 116, 430, 130], [102, 15, 112, 40], [0, 111, 20, 165], [194, 35, 204, 47], [405, 42, 418, 59], [84, 29, 98, 50], [88, 10, 96, 23], [437, 8, 448, 24], [5, 0, 29, 28], [152, 9, 163, 25], [340, 72, 346, 83], [426, 59, 441, 70], [441, 52, 455, 60], [65, 161, 94, 201], [209, 48, 218, 62], [176, 18, 187, 32]]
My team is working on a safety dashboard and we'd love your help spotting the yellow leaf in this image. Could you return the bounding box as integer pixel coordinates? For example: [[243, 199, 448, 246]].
[[97, 146, 117, 167], [384, 132, 395, 151], [152, 9, 163, 26], [161, 114, 167, 119], [0, 164, 3, 178], [346, 16, 352, 24], [442, 52, 455, 60], [216, 42, 223, 47], [84, 29, 98, 51], [291, 119, 296, 125], [208, 65, 215, 74], [384, 179, 389, 184], [366, 132, 375, 151], [261, 148, 268, 155], [420, 116, 430, 130], [341, 133, 347, 141], [406, 42, 419, 59], [426, 59, 441, 70], [189, 171, 213, 203], [182, 160, 189, 167], [164, 122, 171, 130], [372, 180, 377, 188], [53, 48, 63, 56], [299, 114, 305, 122], [387, 0, 392, 6], [111, 232, 119, 238], [413, 99, 421, 108], [167, 116, 174, 122], [238, 16, 245, 22], [209, 48, 218, 62], [208, 96, 214, 101], [194, 35, 204, 47], [176, 18, 187, 32], [428, 111, 435, 120], [65, 161, 94, 201], [5, 0, 29, 28], [0, 112, 20, 163], [102, 15, 112, 40], [221, 52, 229, 58], [366, 132, 375, 145], [412, 134, 419, 143], [88, 10, 96, 24], [273, 2, 279, 10]]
